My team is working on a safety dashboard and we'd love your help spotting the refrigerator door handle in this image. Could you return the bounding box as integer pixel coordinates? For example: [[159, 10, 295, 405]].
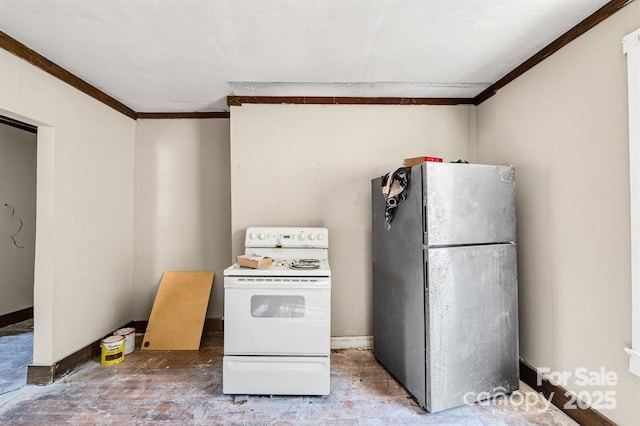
[[422, 202, 428, 239], [424, 260, 429, 290]]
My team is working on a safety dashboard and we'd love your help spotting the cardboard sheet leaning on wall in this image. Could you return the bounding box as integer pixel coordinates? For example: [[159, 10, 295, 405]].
[[142, 271, 214, 351]]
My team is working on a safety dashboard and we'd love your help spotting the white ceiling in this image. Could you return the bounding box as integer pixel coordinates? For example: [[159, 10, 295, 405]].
[[0, 0, 610, 112]]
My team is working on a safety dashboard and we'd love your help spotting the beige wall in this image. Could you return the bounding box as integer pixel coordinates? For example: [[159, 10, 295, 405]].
[[0, 124, 36, 316], [134, 119, 231, 320], [4, 13, 637, 425], [476, 3, 640, 424], [0, 49, 136, 364], [230, 104, 473, 336]]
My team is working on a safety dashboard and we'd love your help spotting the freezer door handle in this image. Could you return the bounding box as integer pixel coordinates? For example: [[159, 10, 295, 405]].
[[422, 203, 427, 234]]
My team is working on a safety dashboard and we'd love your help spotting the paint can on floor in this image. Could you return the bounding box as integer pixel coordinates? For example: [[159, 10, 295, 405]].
[[114, 327, 136, 355], [101, 335, 125, 366]]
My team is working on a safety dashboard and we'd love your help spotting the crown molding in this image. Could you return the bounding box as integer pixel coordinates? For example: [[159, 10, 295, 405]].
[[0, 31, 137, 119], [2, 1, 634, 115], [474, 0, 635, 105], [227, 96, 474, 106], [136, 112, 230, 119]]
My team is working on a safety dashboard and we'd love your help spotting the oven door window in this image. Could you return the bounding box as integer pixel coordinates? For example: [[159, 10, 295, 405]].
[[251, 295, 305, 318]]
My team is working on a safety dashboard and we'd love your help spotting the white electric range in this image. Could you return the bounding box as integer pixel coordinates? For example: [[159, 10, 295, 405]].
[[222, 227, 331, 396]]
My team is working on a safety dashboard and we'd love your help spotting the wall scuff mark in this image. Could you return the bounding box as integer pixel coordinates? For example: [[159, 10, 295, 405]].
[[4, 203, 24, 248]]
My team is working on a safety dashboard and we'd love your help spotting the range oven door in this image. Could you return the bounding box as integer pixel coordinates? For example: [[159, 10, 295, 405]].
[[224, 276, 331, 356]]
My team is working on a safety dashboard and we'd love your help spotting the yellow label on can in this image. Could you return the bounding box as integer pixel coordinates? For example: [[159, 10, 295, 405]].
[[101, 335, 125, 366]]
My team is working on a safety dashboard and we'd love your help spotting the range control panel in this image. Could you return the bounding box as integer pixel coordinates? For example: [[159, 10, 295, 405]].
[[245, 227, 329, 249]]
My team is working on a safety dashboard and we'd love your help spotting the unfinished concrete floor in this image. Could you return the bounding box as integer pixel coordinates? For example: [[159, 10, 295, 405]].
[[0, 329, 576, 425]]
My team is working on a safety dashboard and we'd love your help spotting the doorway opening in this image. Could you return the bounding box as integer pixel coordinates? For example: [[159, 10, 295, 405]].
[[0, 115, 37, 402]]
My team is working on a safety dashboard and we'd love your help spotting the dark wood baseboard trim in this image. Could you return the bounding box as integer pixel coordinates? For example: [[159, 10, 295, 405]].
[[27, 339, 100, 385], [133, 320, 148, 334], [134, 317, 223, 334], [227, 96, 474, 107], [0, 307, 33, 328], [26, 320, 135, 385], [474, 0, 635, 105], [205, 317, 224, 332], [25, 365, 55, 385], [519, 360, 616, 425], [136, 112, 230, 119]]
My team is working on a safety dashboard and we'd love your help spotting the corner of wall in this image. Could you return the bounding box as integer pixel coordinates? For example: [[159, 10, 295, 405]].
[[469, 105, 478, 163]]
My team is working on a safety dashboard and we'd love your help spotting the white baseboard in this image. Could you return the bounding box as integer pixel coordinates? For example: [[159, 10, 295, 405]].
[[330, 335, 373, 350]]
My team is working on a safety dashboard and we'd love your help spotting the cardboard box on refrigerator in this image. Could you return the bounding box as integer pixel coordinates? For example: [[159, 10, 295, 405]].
[[404, 156, 443, 167]]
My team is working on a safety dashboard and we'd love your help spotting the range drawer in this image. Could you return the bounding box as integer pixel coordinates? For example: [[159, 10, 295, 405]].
[[223, 356, 330, 395]]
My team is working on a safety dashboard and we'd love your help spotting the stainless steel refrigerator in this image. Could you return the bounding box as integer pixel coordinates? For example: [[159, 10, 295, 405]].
[[371, 162, 519, 413]]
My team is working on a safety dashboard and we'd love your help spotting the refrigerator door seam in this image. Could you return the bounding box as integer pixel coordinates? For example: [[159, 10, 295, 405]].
[[427, 242, 516, 249]]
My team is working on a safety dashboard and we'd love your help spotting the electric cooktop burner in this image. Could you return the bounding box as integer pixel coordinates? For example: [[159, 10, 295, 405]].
[[226, 256, 329, 277], [290, 259, 321, 270]]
